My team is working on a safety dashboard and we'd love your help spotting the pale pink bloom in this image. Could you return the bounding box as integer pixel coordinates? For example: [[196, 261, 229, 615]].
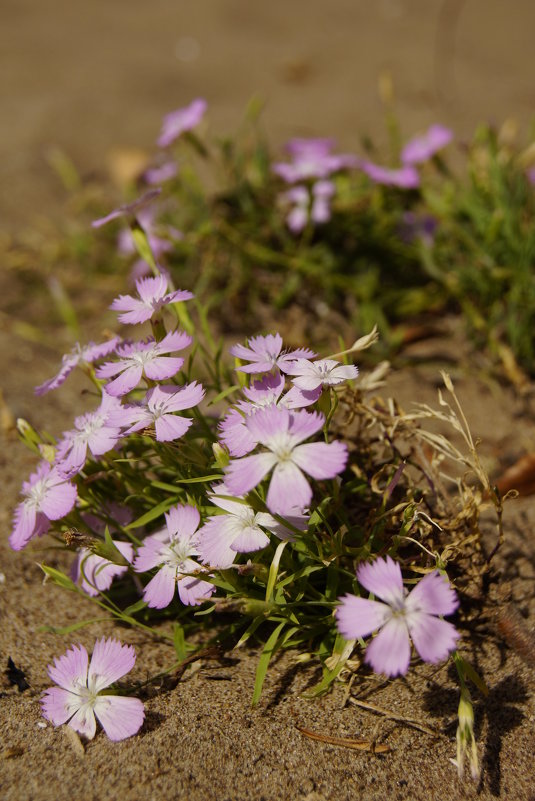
[[91, 188, 161, 229], [360, 161, 420, 188], [225, 406, 348, 515], [95, 330, 192, 397], [134, 504, 215, 609], [198, 482, 304, 568], [55, 392, 124, 477], [34, 338, 120, 396], [335, 556, 459, 677], [219, 373, 320, 457], [280, 180, 336, 233], [273, 138, 357, 183], [283, 358, 358, 391], [10, 462, 77, 551], [401, 124, 453, 165], [72, 540, 134, 596], [157, 98, 207, 147], [110, 274, 193, 325], [230, 333, 316, 374], [281, 186, 309, 233], [117, 382, 205, 442], [144, 161, 178, 185], [41, 638, 144, 741], [310, 179, 335, 224]]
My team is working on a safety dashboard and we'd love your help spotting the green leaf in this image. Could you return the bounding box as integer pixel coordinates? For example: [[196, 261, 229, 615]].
[[40, 564, 77, 592], [207, 385, 242, 406], [125, 497, 179, 530], [252, 621, 286, 706], [173, 623, 188, 661], [38, 618, 109, 635], [122, 599, 148, 617]]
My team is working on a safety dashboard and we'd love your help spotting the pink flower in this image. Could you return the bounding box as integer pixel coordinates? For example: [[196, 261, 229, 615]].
[[197, 482, 303, 568], [280, 180, 336, 232], [219, 373, 320, 457], [401, 124, 453, 166], [34, 338, 120, 396], [360, 161, 420, 188], [225, 406, 348, 515], [95, 329, 192, 397], [134, 504, 215, 609], [118, 382, 205, 442], [110, 274, 193, 325], [283, 358, 358, 391], [91, 188, 162, 229], [230, 333, 316, 375], [55, 392, 124, 477], [144, 161, 178, 185], [72, 540, 134, 596], [41, 638, 144, 741], [335, 556, 460, 677], [10, 462, 77, 551], [273, 138, 357, 183], [157, 98, 207, 147]]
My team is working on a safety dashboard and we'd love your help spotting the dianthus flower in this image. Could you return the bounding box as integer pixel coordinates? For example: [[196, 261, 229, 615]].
[[134, 504, 215, 609], [117, 382, 205, 442], [91, 188, 162, 229], [273, 138, 357, 183], [72, 540, 134, 596], [157, 98, 207, 147], [360, 161, 420, 188], [280, 180, 336, 232], [219, 373, 320, 457], [10, 461, 77, 551], [335, 556, 460, 677], [198, 482, 304, 568], [41, 638, 144, 741], [95, 329, 192, 397], [283, 358, 358, 391], [144, 161, 178, 185], [225, 406, 348, 514], [34, 338, 120, 396], [401, 124, 453, 166], [230, 333, 316, 374], [110, 274, 193, 325], [55, 392, 124, 477]]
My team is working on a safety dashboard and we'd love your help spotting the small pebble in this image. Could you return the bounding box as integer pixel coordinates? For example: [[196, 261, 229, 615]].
[[37, 721, 47, 729]]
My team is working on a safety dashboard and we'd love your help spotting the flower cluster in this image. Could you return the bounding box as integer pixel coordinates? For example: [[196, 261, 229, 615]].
[[273, 138, 357, 231], [10, 100, 471, 753]]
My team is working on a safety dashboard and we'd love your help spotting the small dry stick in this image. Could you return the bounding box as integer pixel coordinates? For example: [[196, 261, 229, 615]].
[[348, 697, 441, 738], [297, 726, 391, 754]]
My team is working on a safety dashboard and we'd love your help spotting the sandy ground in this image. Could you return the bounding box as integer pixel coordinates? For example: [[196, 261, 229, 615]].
[[2, 2, 535, 799]]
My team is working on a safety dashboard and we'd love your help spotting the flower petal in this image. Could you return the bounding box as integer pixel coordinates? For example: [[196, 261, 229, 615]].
[[88, 638, 136, 693], [154, 414, 191, 442], [405, 570, 459, 617], [266, 461, 312, 514], [225, 452, 278, 496], [407, 612, 460, 664], [143, 565, 176, 609], [356, 556, 405, 608], [165, 504, 200, 540], [94, 695, 145, 741], [47, 643, 89, 692], [335, 595, 391, 640], [364, 617, 411, 677], [68, 703, 97, 740], [292, 441, 348, 480], [41, 687, 81, 726]]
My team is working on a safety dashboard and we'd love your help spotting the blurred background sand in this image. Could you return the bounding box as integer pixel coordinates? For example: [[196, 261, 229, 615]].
[[2, 0, 535, 229]]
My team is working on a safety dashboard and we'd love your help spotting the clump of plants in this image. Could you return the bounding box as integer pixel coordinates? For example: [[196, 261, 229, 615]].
[[9, 100, 518, 779]]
